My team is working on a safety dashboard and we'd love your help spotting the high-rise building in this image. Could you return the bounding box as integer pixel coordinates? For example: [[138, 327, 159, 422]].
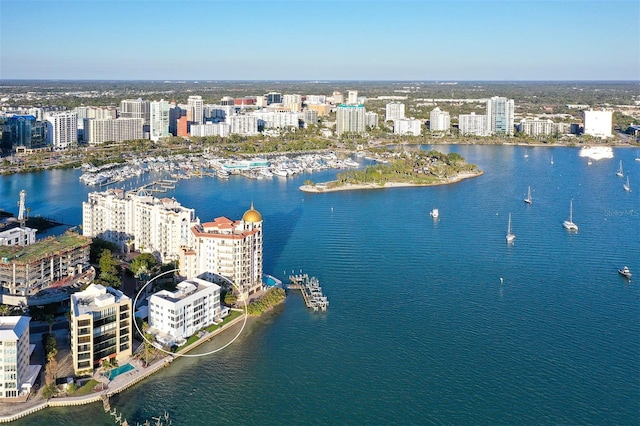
[[332, 91, 344, 104], [45, 112, 77, 150], [265, 92, 282, 105], [119, 99, 150, 125], [0, 316, 39, 399], [385, 102, 405, 122], [149, 100, 170, 142], [1, 115, 47, 153], [70, 284, 132, 375], [486, 96, 515, 135], [518, 118, 556, 137], [393, 118, 422, 136], [583, 109, 613, 138], [227, 115, 259, 136], [252, 111, 300, 129], [83, 189, 198, 263], [148, 277, 225, 347], [365, 111, 379, 128], [83, 118, 143, 145], [180, 204, 264, 301], [459, 112, 488, 136], [336, 104, 366, 136], [301, 109, 318, 126], [347, 90, 359, 105], [190, 122, 230, 138], [187, 96, 204, 125], [282, 94, 302, 112], [429, 107, 450, 132]]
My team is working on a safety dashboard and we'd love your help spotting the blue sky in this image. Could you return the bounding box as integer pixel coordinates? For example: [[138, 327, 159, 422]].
[[1, 0, 638, 80]]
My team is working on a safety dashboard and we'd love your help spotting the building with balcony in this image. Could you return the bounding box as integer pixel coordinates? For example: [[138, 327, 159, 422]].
[[393, 118, 422, 136], [458, 112, 489, 136], [385, 102, 405, 122], [583, 109, 613, 138], [45, 112, 77, 150], [82, 189, 197, 263], [429, 107, 450, 132], [336, 104, 366, 136], [486, 96, 515, 135], [148, 277, 227, 348], [70, 284, 132, 375], [180, 204, 264, 302], [0, 316, 40, 400]]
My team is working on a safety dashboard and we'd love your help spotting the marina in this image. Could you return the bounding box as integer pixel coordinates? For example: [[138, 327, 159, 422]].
[[288, 274, 329, 312]]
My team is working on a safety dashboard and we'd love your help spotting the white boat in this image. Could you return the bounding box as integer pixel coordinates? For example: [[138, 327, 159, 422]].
[[550, 155, 553, 165], [587, 158, 592, 166], [616, 160, 623, 178], [506, 213, 515, 243], [623, 176, 631, 192], [524, 186, 532, 204], [563, 199, 578, 231], [636, 151, 640, 162], [524, 150, 529, 158], [430, 208, 439, 219], [618, 266, 632, 280], [272, 168, 289, 177]]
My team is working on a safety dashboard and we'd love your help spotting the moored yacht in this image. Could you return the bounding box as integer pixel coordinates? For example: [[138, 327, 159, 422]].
[[618, 266, 632, 280], [563, 199, 578, 231]]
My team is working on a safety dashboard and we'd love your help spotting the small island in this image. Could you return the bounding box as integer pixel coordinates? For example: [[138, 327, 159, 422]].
[[300, 150, 483, 193]]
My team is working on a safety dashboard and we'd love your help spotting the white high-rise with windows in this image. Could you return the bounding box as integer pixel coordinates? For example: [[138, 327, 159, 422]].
[[385, 102, 405, 122], [336, 104, 366, 136], [0, 316, 39, 399], [459, 113, 488, 136], [227, 115, 259, 136], [46, 112, 77, 149], [83, 118, 143, 145], [148, 277, 226, 347], [150, 100, 170, 142], [429, 107, 450, 132], [347, 90, 359, 105], [282, 94, 302, 112], [187, 96, 204, 125], [82, 189, 198, 263], [393, 118, 422, 136], [120, 99, 150, 125], [486, 96, 515, 135]]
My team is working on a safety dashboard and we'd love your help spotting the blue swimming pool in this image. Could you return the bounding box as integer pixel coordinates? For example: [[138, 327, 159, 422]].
[[263, 274, 282, 287], [107, 363, 134, 380]]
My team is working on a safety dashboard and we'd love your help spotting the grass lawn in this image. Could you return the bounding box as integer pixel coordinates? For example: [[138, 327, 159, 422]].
[[72, 379, 100, 396]]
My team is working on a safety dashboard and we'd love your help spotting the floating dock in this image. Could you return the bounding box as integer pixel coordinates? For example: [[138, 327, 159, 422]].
[[288, 274, 328, 312]]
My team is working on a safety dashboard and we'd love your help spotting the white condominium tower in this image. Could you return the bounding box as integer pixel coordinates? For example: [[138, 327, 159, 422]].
[[119, 98, 150, 125], [82, 189, 197, 263], [181, 204, 264, 302], [187, 95, 204, 125], [347, 90, 359, 105], [393, 118, 422, 136], [459, 112, 488, 136], [150, 99, 170, 142], [385, 102, 405, 122], [282, 94, 302, 112], [336, 104, 366, 136], [486, 96, 515, 135], [429, 107, 450, 132], [83, 118, 143, 145], [46, 111, 77, 149]]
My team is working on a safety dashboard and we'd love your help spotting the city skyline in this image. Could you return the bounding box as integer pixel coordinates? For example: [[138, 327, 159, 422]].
[[1, 0, 638, 81]]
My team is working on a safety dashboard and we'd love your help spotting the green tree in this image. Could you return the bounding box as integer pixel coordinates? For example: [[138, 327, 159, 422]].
[[98, 249, 121, 288], [129, 253, 158, 278], [90, 238, 119, 264]]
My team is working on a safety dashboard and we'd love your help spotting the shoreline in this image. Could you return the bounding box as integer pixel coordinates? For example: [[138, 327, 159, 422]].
[[299, 170, 484, 193], [0, 312, 247, 423]]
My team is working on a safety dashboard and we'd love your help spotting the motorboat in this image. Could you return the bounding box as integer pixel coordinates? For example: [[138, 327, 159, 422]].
[[618, 266, 632, 280], [430, 208, 439, 219]]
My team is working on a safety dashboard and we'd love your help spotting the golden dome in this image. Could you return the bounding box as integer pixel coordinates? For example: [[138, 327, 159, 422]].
[[242, 203, 262, 223]]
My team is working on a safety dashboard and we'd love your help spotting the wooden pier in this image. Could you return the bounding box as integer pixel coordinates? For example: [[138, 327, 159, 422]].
[[288, 274, 328, 312]]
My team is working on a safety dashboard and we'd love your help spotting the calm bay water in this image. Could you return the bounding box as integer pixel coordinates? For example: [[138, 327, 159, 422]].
[[2, 145, 639, 425]]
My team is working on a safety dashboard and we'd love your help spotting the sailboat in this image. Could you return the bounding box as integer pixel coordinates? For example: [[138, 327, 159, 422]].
[[563, 200, 578, 231], [635, 151, 640, 162], [616, 160, 623, 177], [524, 150, 529, 158], [524, 186, 532, 204], [506, 213, 516, 243], [550, 155, 554, 165], [623, 176, 631, 192], [587, 158, 592, 166]]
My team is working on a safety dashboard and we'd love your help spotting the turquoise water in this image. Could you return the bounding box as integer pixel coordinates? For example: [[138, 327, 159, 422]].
[[106, 363, 134, 381], [3, 145, 639, 425]]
